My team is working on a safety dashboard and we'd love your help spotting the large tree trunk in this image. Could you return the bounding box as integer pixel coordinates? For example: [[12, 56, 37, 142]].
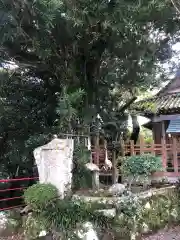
[[130, 115, 140, 144]]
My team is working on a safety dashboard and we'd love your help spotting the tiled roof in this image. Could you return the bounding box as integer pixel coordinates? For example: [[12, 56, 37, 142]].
[[131, 93, 180, 116], [166, 119, 180, 133]]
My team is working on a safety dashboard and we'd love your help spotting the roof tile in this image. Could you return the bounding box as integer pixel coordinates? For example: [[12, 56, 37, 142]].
[[132, 93, 180, 115]]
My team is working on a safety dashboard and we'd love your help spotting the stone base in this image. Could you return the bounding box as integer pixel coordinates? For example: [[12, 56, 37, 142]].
[[122, 174, 179, 185], [131, 185, 148, 193], [121, 175, 151, 186], [151, 176, 179, 184]]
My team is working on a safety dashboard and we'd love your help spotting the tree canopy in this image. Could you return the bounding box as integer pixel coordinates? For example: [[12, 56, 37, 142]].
[[0, 0, 179, 176]]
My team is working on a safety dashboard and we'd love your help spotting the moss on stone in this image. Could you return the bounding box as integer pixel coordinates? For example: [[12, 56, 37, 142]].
[[139, 188, 180, 234], [24, 184, 180, 239], [105, 187, 180, 239], [114, 187, 180, 238]]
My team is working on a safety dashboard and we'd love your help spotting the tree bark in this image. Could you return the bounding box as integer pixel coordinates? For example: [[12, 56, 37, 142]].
[[130, 115, 140, 144]]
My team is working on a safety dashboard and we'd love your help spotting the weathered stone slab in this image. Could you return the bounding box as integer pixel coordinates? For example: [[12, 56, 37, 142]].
[[33, 136, 74, 198]]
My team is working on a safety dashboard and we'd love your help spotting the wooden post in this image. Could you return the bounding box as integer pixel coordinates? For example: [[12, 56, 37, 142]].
[[119, 137, 125, 183], [112, 148, 118, 184], [172, 137, 178, 173], [161, 138, 167, 170], [92, 171, 100, 190], [130, 140, 134, 155], [151, 140, 155, 155], [161, 121, 167, 170], [161, 121, 166, 144], [139, 135, 144, 154], [94, 132, 99, 190], [152, 123, 156, 142], [120, 138, 125, 157], [94, 132, 100, 166]]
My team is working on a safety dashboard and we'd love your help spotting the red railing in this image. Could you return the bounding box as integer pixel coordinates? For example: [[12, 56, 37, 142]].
[[0, 177, 39, 211]]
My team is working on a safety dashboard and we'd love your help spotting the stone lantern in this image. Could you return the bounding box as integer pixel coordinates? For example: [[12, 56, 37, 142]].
[[85, 163, 100, 190], [33, 135, 74, 198]]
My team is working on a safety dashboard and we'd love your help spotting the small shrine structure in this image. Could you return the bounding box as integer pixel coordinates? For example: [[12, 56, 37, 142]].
[[131, 70, 180, 181], [134, 70, 180, 144]]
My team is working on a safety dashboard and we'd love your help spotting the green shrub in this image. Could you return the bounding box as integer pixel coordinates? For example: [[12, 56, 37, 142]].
[[23, 183, 59, 239], [24, 183, 59, 211], [23, 183, 113, 238], [121, 154, 163, 178], [23, 183, 180, 239], [115, 192, 142, 218]]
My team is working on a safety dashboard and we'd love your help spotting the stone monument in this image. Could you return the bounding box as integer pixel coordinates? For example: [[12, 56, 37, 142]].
[[33, 135, 74, 198]]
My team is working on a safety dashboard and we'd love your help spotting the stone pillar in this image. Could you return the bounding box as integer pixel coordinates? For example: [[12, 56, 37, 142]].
[[33, 136, 74, 198]]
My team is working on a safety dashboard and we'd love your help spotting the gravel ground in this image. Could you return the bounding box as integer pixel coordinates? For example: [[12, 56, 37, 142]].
[[142, 226, 180, 240], [1, 226, 180, 240]]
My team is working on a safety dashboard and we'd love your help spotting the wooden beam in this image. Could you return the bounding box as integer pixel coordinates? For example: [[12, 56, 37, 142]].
[[153, 114, 180, 122]]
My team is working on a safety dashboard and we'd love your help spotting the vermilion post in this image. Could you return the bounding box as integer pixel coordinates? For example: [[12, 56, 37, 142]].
[[161, 138, 167, 170], [139, 135, 144, 154], [172, 137, 178, 173], [130, 140, 134, 155]]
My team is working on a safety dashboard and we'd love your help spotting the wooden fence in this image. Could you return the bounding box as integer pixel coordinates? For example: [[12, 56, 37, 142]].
[[91, 137, 180, 181], [124, 138, 180, 178]]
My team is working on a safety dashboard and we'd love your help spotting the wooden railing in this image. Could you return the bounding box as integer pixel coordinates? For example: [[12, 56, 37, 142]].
[[0, 177, 38, 211], [124, 137, 180, 178], [91, 137, 180, 180]]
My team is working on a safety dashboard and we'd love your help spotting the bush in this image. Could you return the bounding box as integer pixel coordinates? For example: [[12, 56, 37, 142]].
[[115, 192, 142, 218], [23, 183, 180, 239], [23, 183, 113, 238], [121, 154, 163, 179], [24, 183, 59, 211]]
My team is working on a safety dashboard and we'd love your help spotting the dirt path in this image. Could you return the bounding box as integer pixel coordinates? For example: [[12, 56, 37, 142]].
[[142, 226, 180, 240], [1, 227, 180, 240]]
